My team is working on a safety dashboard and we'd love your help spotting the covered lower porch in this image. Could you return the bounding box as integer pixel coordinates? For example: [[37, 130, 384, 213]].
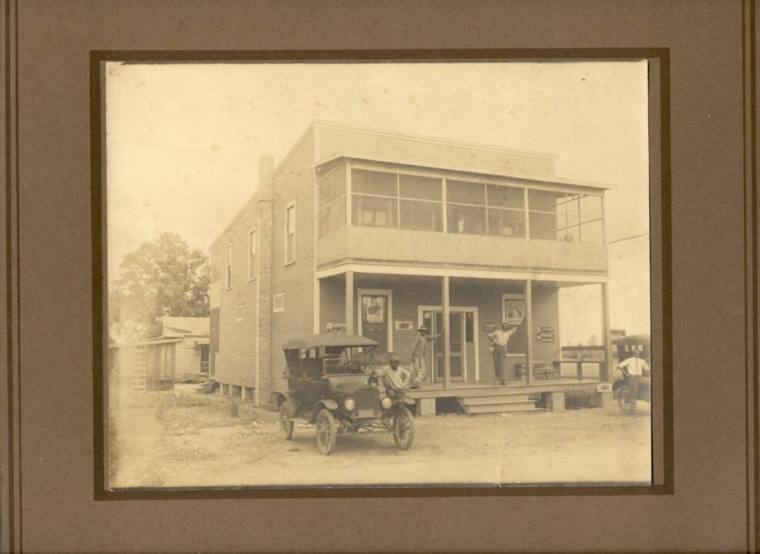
[[315, 264, 612, 413], [405, 378, 610, 415]]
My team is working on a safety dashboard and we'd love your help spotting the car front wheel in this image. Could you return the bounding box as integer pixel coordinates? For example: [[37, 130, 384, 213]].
[[279, 402, 294, 440], [616, 387, 637, 414], [315, 409, 337, 455], [392, 406, 415, 450]]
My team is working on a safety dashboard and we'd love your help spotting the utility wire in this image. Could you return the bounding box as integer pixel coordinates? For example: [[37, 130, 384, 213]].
[[607, 231, 649, 245]]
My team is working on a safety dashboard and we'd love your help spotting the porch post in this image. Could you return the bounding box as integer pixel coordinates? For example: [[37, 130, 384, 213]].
[[601, 281, 612, 381], [442, 275, 451, 389], [345, 271, 354, 335], [525, 279, 534, 385]]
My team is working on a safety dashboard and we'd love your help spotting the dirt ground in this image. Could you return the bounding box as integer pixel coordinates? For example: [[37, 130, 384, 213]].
[[108, 385, 651, 489]]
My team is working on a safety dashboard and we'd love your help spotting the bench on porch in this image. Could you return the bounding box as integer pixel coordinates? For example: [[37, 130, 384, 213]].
[[514, 362, 561, 380]]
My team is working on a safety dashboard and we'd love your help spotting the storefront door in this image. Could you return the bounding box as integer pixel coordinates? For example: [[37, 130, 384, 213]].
[[419, 306, 479, 383], [358, 289, 393, 355]]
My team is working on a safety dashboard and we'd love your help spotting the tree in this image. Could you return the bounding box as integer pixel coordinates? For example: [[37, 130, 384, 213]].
[[109, 232, 210, 338]]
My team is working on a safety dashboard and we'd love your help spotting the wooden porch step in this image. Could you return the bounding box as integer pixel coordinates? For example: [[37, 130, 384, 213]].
[[461, 401, 541, 415], [460, 394, 532, 406]]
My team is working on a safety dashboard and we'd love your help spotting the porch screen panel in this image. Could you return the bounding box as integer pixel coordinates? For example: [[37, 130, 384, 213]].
[[528, 189, 562, 241], [399, 174, 442, 231], [528, 190, 605, 243], [487, 185, 525, 237], [351, 195, 397, 228], [351, 169, 398, 229], [578, 195, 604, 244], [317, 163, 346, 237], [447, 179, 486, 235]]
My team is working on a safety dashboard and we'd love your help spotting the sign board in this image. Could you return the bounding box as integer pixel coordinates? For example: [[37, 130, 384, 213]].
[[394, 320, 414, 331], [325, 322, 346, 333], [536, 326, 555, 342]]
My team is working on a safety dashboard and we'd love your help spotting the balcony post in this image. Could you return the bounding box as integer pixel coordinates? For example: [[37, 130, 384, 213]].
[[525, 279, 533, 385], [442, 275, 451, 389], [601, 281, 612, 381], [345, 271, 354, 335]]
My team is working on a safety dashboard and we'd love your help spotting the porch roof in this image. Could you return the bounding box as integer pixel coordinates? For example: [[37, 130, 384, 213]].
[[316, 262, 607, 284]]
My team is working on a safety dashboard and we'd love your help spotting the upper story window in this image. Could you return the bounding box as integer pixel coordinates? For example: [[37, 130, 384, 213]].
[[225, 243, 232, 290], [528, 190, 603, 243], [336, 164, 602, 244], [399, 174, 443, 232], [317, 164, 347, 237], [447, 179, 525, 237], [351, 169, 398, 228], [351, 168, 442, 232], [247, 228, 256, 281], [285, 203, 296, 265]]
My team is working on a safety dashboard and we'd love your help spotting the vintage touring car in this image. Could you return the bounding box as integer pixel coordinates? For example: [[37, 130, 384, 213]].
[[272, 334, 415, 455]]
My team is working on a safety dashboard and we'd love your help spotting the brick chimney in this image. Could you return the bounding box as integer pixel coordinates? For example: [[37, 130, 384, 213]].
[[254, 155, 274, 405], [258, 155, 274, 199]]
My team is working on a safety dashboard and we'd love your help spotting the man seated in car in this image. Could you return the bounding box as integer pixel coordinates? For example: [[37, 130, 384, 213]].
[[376, 354, 411, 397]]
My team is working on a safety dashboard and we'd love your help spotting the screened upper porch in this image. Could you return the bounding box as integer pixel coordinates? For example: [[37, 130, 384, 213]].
[[316, 160, 606, 244]]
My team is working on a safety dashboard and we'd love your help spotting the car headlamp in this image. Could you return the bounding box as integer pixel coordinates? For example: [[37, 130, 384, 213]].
[[381, 396, 393, 410], [344, 398, 356, 411]]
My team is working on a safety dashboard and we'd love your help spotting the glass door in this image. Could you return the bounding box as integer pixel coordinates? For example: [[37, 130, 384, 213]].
[[425, 310, 465, 382]]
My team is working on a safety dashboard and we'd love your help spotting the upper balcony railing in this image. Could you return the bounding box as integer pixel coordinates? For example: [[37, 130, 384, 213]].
[[317, 161, 605, 245]]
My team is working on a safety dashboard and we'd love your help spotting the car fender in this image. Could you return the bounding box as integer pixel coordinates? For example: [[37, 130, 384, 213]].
[[272, 391, 299, 414], [308, 399, 338, 423]]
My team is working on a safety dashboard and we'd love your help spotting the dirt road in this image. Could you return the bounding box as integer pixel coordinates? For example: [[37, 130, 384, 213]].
[[109, 387, 651, 488]]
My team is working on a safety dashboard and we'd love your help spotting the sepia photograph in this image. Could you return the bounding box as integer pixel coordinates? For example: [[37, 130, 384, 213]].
[[104, 60, 652, 489]]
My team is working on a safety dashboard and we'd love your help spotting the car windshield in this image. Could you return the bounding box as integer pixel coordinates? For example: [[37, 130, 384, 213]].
[[323, 346, 366, 374]]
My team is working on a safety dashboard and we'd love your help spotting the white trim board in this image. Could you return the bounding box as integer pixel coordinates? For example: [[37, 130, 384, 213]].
[[316, 263, 608, 284]]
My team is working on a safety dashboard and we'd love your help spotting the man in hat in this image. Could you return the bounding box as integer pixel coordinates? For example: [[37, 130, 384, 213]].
[[409, 324, 441, 388], [488, 322, 519, 385]]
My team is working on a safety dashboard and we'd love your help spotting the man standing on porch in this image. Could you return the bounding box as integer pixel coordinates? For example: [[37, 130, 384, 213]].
[[409, 325, 440, 388], [488, 322, 518, 385]]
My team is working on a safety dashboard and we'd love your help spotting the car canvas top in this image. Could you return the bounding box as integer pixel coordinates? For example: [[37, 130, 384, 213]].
[[281, 334, 379, 351]]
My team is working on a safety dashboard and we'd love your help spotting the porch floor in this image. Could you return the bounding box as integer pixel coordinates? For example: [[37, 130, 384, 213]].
[[406, 377, 602, 400]]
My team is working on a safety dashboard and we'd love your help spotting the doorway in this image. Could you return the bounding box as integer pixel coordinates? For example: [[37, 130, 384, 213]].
[[418, 306, 479, 383]]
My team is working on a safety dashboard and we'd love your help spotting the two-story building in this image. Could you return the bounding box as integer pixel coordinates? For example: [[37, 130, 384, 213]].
[[209, 121, 611, 415]]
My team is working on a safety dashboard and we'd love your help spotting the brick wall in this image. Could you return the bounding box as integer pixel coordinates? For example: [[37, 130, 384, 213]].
[[210, 193, 259, 389], [267, 132, 316, 399], [319, 277, 345, 333]]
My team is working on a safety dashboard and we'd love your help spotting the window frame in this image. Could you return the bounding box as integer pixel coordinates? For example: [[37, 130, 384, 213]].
[[284, 201, 296, 266], [225, 242, 232, 290], [273, 292, 285, 313]]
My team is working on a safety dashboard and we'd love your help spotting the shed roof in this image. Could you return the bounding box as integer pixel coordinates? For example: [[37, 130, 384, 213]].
[[160, 316, 209, 338]]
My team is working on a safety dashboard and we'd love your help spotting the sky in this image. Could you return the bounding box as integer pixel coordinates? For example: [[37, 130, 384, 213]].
[[106, 61, 650, 339]]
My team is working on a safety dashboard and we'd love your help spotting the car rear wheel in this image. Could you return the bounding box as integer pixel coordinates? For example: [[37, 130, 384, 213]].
[[392, 406, 415, 450], [315, 409, 337, 455], [279, 402, 294, 440]]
